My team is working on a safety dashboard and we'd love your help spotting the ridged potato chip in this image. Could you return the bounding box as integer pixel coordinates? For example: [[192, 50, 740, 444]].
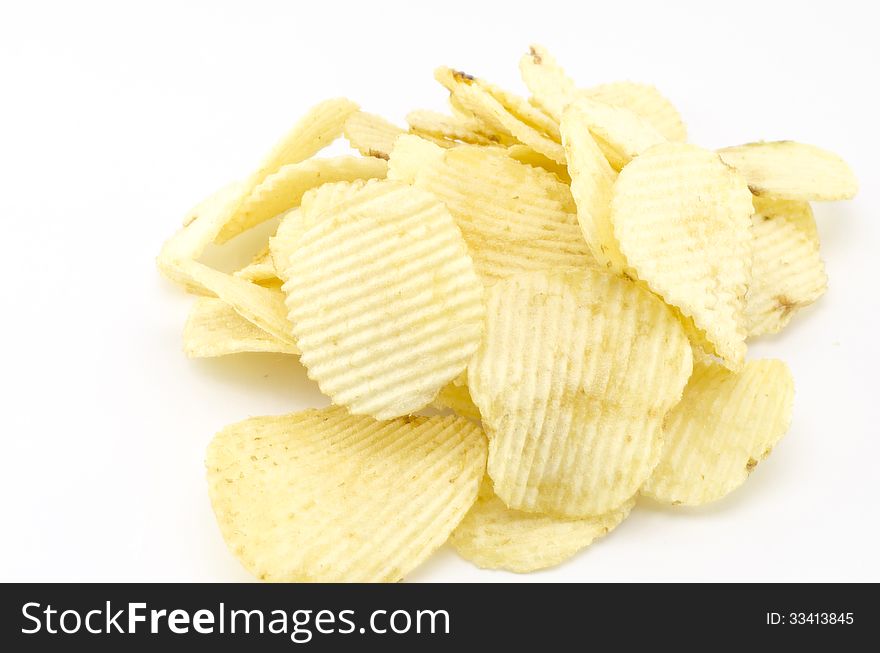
[[406, 109, 501, 145], [642, 359, 794, 505], [231, 156, 387, 235], [751, 196, 819, 244], [233, 246, 280, 285], [718, 141, 857, 201], [184, 297, 298, 357], [518, 44, 576, 122], [745, 207, 826, 337], [436, 67, 566, 164], [451, 478, 634, 572], [284, 180, 484, 419], [561, 101, 627, 273], [343, 111, 406, 159], [177, 260, 297, 349], [506, 144, 570, 182], [611, 142, 753, 368], [216, 98, 359, 243], [207, 407, 487, 582], [432, 382, 481, 421], [413, 145, 593, 284], [584, 82, 687, 143], [468, 269, 693, 517], [387, 134, 446, 184]]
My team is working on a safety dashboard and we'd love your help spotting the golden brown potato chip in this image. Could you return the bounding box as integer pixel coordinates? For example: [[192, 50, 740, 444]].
[[184, 297, 298, 357], [611, 142, 753, 369], [718, 141, 857, 201], [413, 145, 593, 284], [343, 111, 406, 159], [207, 407, 487, 582], [642, 359, 794, 505], [284, 180, 484, 419], [468, 269, 693, 517], [451, 478, 634, 572]]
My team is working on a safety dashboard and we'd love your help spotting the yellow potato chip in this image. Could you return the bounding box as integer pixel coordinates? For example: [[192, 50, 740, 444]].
[[230, 156, 387, 236], [719, 141, 857, 201], [343, 111, 406, 159], [436, 67, 566, 164], [518, 44, 577, 122], [432, 382, 481, 422], [751, 195, 818, 244], [477, 77, 560, 141], [284, 180, 484, 419], [564, 97, 666, 171], [406, 109, 501, 145], [642, 359, 794, 505], [561, 102, 627, 273], [584, 81, 687, 143], [177, 260, 297, 349], [745, 210, 826, 337], [611, 142, 753, 369], [207, 407, 487, 582], [233, 245, 279, 284], [184, 297, 298, 357], [158, 182, 244, 293], [505, 144, 570, 182], [451, 478, 634, 572], [413, 145, 593, 284], [468, 269, 693, 517], [387, 134, 446, 184], [216, 98, 359, 243]]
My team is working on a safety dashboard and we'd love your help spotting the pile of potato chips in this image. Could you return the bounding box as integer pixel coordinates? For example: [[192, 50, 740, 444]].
[[159, 45, 857, 580]]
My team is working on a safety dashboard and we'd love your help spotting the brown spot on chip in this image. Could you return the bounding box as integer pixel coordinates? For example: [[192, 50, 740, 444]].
[[452, 70, 475, 84], [529, 46, 542, 64], [774, 294, 801, 320], [748, 183, 765, 195], [367, 149, 390, 161], [746, 457, 758, 472]]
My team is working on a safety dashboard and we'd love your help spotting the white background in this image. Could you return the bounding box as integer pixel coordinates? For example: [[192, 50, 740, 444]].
[[2, 0, 878, 582]]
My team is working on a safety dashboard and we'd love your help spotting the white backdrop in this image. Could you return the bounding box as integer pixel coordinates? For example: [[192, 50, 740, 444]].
[[1, 0, 877, 582]]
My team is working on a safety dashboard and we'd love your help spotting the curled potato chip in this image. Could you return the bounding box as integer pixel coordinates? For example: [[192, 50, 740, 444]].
[[436, 67, 566, 164], [611, 142, 753, 368], [561, 102, 627, 273], [284, 180, 484, 419], [751, 196, 818, 244], [343, 111, 406, 159], [468, 269, 693, 517], [406, 109, 501, 145], [745, 207, 826, 337], [216, 98, 359, 243], [519, 44, 577, 122], [718, 141, 858, 201], [413, 145, 593, 284], [584, 81, 687, 143], [505, 144, 570, 182], [177, 260, 297, 349], [231, 156, 387, 235], [451, 478, 634, 572], [387, 134, 446, 184], [207, 406, 487, 582], [184, 297, 298, 357], [432, 381, 481, 421], [233, 246, 279, 285], [642, 359, 794, 505]]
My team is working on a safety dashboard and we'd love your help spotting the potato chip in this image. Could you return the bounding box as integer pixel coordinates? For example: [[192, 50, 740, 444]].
[[505, 144, 570, 182], [284, 180, 484, 419], [561, 102, 627, 273], [451, 478, 634, 572], [642, 359, 794, 505], [745, 209, 826, 337], [387, 134, 446, 184], [207, 406, 487, 582], [751, 196, 818, 244], [158, 182, 245, 294], [233, 245, 279, 284], [406, 109, 501, 145], [564, 96, 666, 171], [611, 142, 753, 368], [468, 269, 693, 517], [436, 67, 566, 164], [184, 297, 298, 357], [343, 111, 406, 159], [413, 145, 593, 284], [718, 141, 857, 201], [216, 98, 359, 243], [229, 156, 387, 236], [584, 82, 687, 143], [432, 381, 481, 422], [177, 260, 297, 348], [518, 44, 576, 122], [478, 77, 560, 141]]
